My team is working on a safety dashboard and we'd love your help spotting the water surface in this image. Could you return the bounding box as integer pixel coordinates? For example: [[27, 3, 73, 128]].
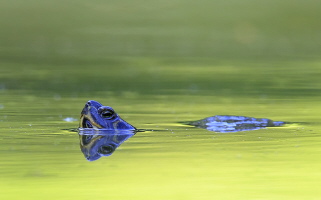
[[1, 59, 321, 200]]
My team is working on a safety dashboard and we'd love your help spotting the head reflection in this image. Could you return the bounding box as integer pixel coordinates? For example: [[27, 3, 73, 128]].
[[78, 129, 135, 161]]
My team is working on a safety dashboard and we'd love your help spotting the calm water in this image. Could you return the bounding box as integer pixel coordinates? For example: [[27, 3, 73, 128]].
[[1, 0, 321, 199], [1, 59, 321, 200]]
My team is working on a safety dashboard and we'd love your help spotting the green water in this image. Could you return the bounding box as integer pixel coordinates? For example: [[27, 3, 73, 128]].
[[1, 1, 321, 200]]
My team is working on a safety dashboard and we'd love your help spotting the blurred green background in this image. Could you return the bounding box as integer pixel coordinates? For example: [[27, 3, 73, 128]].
[[1, 0, 321, 97], [1, 0, 320, 62]]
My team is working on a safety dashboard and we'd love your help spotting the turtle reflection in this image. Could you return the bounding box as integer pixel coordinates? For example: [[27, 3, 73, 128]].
[[79, 129, 135, 161]]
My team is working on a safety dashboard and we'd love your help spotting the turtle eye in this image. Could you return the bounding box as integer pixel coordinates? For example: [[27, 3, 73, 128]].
[[98, 106, 116, 119], [101, 109, 114, 119], [99, 145, 116, 155]]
